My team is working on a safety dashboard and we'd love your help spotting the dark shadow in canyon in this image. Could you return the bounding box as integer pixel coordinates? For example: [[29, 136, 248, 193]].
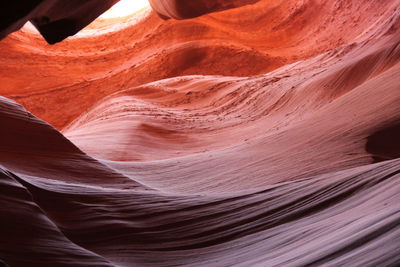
[[366, 122, 400, 163]]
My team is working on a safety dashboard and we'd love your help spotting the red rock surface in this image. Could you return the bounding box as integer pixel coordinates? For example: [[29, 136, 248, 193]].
[[3, 0, 396, 129], [0, 0, 400, 266], [149, 0, 261, 19]]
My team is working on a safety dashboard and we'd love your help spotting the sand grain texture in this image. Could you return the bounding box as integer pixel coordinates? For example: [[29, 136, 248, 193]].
[[0, 0, 400, 266]]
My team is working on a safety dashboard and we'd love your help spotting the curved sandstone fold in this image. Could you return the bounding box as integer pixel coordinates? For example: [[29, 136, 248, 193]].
[[0, 97, 145, 189], [0, 168, 114, 266], [2, 0, 399, 129], [0, 0, 399, 266], [149, 0, 261, 19], [1, 125, 400, 265]]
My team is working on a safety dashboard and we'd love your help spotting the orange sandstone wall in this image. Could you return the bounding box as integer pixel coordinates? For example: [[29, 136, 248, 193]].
[[1, 0, 398, 129]]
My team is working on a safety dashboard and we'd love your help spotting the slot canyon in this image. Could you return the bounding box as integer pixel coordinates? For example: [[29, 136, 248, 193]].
[[0, 0, 400, 266]]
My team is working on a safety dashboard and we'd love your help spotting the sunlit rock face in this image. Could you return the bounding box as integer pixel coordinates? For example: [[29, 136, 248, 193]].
[[3, 0, 398, 130], [0, 0, 400, 266], [149, 0, 261, 19]]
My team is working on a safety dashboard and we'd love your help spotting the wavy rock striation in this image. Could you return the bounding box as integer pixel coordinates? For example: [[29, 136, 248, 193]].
[[0, 0, 400, 266]]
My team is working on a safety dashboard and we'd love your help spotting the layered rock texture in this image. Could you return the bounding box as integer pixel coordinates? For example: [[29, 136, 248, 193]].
[[0, 0, 400, 266]]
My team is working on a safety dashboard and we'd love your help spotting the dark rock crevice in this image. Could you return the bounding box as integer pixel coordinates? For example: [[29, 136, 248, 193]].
[[366, 122, 400, 162]]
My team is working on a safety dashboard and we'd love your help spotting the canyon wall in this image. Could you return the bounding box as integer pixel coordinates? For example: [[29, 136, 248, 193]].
[[0, 0, 400, 266]]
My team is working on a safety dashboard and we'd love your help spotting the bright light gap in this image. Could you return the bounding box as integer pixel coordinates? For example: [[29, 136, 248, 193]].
[[100, 0, 150, 19]]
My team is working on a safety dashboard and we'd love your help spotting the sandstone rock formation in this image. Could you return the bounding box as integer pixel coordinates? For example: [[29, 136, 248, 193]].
[[0, 0, 119, 44], [0, 0, 399, 266], [149, 0, 261, 19]]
